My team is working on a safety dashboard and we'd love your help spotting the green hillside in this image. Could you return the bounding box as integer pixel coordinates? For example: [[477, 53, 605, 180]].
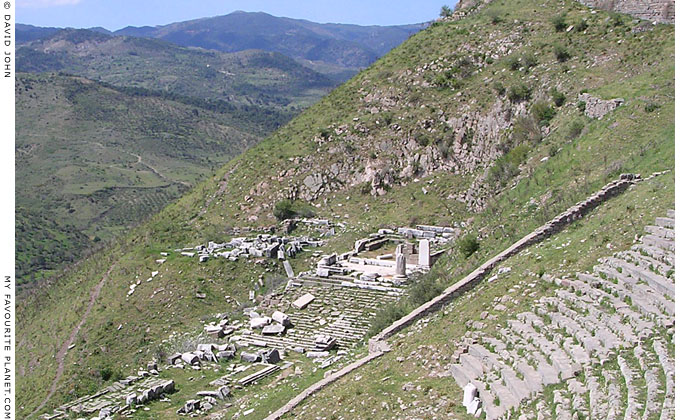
[[17, 0, 673, 418]]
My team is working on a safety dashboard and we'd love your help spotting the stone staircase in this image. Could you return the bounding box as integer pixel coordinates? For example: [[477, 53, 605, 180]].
[[40, 375, 175, 419], [450, 211, 675, 419], [239, 281, 403, 351]]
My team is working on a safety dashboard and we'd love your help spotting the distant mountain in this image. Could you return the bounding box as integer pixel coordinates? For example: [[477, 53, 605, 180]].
[[17, 28, 336, 108], [18, 12, 425, 82], [112, 11, 426, 80], [16, 23, 61, 44]]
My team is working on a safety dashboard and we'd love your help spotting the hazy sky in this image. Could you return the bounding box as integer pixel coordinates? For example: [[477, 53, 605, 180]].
[[18, 0, 455, 30]]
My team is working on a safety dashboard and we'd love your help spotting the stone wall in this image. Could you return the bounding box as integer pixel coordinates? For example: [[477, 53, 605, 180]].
[[576, 0, 675, 24]]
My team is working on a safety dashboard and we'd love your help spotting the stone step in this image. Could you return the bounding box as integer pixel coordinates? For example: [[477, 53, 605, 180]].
[[618, 354, 644, 420], [634, 345, 663, 420], [603, 369, 624, 420], [655, 217, 674, 229], [644, 225, 674, 240], [617, 250, 674, 278], [592, 266, 675, 318], [505, 320, 564, 385], [576, 273, 673, 321], [553, 389, 572, 420], [586, 367, 607, 420], [601, 257, 675, 299], [631, 243, 674, 267], [238, 364, 280, 386], [641, 235, 674, 252], [562, 377, 589, 419], [652, 339, 675, 420], [552, 291, 636, 346], [486, 381, 521, 418], [667, 209, 674, 219]]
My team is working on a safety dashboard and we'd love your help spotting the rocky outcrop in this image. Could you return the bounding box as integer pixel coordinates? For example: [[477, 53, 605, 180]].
[[575, 0, 674, 24], [579, 93, 624, 119]]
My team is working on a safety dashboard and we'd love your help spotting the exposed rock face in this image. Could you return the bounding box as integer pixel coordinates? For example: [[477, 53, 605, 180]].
[[575, 0, 674, 24], [579, 93, 624, 120]]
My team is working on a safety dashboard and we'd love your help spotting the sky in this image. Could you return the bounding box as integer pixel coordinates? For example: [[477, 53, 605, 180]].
[[17, 0, 456, 30]]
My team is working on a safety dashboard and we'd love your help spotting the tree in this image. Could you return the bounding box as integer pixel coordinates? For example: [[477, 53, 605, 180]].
[[440, 5, 453, 18], [273, 200, 296, 221]]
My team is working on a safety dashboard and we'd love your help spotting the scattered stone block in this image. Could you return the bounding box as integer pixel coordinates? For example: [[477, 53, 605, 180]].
[[271, 310, 291, 326], [167, 352, 182, 365], [260, 348, 281, 364], [262, 324, 286, 335], [292, 293, 316, 309], [283, 261, 295, 278], [250, 317, 272, 329], [240, 351, 260, 363], [181, 352, 200, 366], [177, 400, 200, 414]]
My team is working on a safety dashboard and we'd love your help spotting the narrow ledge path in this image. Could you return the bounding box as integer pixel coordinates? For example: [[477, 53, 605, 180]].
[[28, 263, 117, 419]]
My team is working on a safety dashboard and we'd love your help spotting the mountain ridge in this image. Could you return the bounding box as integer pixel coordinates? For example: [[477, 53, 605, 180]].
[[18, 13, 426, 81]]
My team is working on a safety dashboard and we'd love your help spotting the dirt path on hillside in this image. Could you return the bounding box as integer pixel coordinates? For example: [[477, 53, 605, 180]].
[[28, 263, 117, 419]]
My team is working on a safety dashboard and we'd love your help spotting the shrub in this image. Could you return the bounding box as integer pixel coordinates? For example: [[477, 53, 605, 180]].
[[458, 235, 480, 258], [440, 5, 453, 17], [273, 200, 295, 220], [493, 81, 506, 96], [577, 100, 587, 113], [513, 115, 542, 144], [531, 101, 556, 127], [522, 54, 538, 69], [551, 13, 567, 32], [566, 119, 585, 139], [368, 302, 409, 336], [489, 144, 530, 187], [506, 55, 521, 71], [434, 71, 462, 89], [554, 44, 571, 62], [644, 102, 661, 113], [575, 18, 588, 32], [550, 87, 566, 107], [409, 276, 445, 306], [99, 366, 113, 381], [612, 14, 625, 27], [488, 11, 504, 24], [508, 83, 532, 102], [273, 200, 315, 221], [415, 132, 431, 147]]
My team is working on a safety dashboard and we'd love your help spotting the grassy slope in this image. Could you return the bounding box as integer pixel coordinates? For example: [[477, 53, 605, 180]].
[[17, 0, 673, 417]]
